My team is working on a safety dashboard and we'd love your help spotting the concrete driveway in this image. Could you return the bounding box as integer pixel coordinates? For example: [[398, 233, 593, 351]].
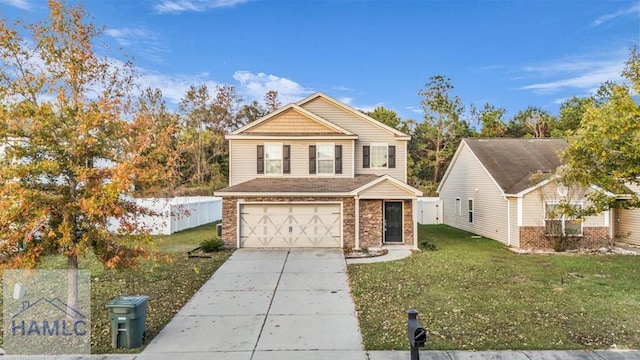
[[138, 248, 367, 360]]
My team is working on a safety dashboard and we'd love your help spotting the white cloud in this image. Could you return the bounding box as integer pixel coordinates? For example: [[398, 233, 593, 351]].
[[232, 71, 313, 105], [338, 96, 353, 105], [406, 106, 423, 114], [592, 3, 640, 26], [104, 28, 168, 63], [135, 70, 220, 105], [518, 56, 626, 95], [337, 97, 382, 113], [105, 28, 157, 47], [332, 85, 354, 92], [154, 0, 251, 14], [0, 0, 30, 10]]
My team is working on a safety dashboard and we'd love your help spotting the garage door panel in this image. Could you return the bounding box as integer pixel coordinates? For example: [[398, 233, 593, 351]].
[[240, 204, 341, 248]]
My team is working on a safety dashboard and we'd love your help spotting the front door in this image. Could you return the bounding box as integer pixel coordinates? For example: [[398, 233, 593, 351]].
[[384, 201, 403, 243]]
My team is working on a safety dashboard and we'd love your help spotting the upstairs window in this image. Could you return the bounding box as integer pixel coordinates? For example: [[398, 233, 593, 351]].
[[317, 143, 334, 174], [370, 144, 387, 168], [257, 143, 290, 175], [309, 144, 342, 175], [363, 144, 395, 169], [265, 143, 282, 174]]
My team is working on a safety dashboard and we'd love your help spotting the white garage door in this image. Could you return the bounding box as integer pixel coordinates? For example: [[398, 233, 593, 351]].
[[239, 203, 341, 248]]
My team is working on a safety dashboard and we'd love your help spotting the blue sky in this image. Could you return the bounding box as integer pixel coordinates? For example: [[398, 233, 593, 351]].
[[2, 0, 639, 121]]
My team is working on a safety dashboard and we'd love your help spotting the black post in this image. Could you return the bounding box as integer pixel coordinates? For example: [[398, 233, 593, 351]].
[[410, 343, 420, 360], [407, 309, 421, 360]]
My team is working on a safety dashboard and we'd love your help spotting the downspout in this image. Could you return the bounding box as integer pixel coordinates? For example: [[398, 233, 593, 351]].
[[413, 198, 419, 250], [354, 195, 360, 250], [505, 196, 511, 246], [236, 199, 241, 249], [605, 208, 613, 239]]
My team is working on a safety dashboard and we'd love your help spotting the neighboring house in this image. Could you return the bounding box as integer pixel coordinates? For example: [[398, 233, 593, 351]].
[[437, 138, 616, 250], [215, 92, 422, 249], [614, 183, 640, 246]]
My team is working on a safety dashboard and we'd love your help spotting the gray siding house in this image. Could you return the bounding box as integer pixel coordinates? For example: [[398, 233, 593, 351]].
[[437, 138, 614, 249]]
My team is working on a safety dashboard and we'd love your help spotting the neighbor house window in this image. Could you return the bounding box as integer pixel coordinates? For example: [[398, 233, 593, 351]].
[[468, 199, 474, 223], [455, 198, 461, 216], [545, 202, 582, 236], [317, 143, 334, 174]]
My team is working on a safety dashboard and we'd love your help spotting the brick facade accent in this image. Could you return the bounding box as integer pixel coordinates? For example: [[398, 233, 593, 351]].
[[343, 198, 356, 248], [359, 200, 383, 248], [519, 226, 609, 250], [403, 199, 414, 247], [519, 226, 549, 250], [221, 196, 415, 249], [221, 197, 238, 247]]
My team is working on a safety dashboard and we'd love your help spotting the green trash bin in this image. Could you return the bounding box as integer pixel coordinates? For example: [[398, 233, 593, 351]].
[[106, 295, 148, 348]]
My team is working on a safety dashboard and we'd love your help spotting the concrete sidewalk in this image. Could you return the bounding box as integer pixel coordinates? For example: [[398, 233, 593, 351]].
[[3, 349, 640, 359], [137, 248, 366, 360]]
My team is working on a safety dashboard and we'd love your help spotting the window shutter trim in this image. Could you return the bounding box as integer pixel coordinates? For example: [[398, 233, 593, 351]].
[[335, 145, 342, 174], [388, 145, 396, 168], [257, 145, 264, 174], [283, 145, 291, 174], [309, 145, 316, 174], [363, 145, 370, 168]]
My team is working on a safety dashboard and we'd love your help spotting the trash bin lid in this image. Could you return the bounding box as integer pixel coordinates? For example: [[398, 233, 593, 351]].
[[105, 295, 149, 308]]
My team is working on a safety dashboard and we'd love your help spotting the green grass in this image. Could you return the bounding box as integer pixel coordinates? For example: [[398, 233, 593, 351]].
[[348, 224, 640, 351], [1, 222, 231, 354], [153, 220, 221, 254]]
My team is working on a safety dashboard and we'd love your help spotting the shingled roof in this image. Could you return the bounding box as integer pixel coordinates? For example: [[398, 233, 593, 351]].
[[216, 174, 381, 195], [463, 138, 568, 194]]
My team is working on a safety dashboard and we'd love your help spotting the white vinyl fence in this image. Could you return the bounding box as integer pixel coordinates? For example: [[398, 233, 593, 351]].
[[109, 196, 222, 235], [417, 197, 442, 224]]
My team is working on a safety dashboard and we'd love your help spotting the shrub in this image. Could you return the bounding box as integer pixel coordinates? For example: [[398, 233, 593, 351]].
[[200, 238, 224, 252], [420, 239, 438, 251]]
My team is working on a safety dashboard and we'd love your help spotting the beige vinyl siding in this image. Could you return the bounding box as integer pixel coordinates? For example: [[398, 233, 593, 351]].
[[245, 109, 339, 134], [507, 197, 520, 247], [439, 143, 509, 244], [614, 183, 640, 245], [615, 208, 640, 245], [359, 181, 415, 198], [520, 182, 607, 227], [229, 139, 354, 186], [301, 97, 406, 182]]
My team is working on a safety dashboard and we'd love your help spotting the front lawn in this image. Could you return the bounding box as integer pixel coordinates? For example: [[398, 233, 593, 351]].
[[90, 223, 232, 353], [0, 222, 232, 354], [348, 224, 640, 350]]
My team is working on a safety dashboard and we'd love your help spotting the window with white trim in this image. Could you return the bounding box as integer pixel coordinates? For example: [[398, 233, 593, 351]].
[[455, 197, 461, 216], [264, 143, 283, 174], [468, 199, 474, 223], [370, 144, 388, 168], [545, 202, 582, 236], [316, 143, 334, 174]]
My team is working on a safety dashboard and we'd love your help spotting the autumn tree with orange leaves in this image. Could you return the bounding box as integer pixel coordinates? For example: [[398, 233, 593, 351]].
[[0, 1, 178, 309]]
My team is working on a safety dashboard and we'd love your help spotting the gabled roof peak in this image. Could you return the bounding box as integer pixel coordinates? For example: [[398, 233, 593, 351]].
[[296, 92, 410, 139], [229, 102, 353, 136]]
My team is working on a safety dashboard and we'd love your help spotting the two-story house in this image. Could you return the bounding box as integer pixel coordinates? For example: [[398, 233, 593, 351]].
[[215, 92, 422, 249]]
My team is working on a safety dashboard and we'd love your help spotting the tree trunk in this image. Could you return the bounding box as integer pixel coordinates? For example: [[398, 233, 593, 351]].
[[67, 253, 79, 320]]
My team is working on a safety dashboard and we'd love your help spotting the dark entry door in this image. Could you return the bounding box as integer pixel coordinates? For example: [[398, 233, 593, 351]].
[[384, 201, 403, 243]]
